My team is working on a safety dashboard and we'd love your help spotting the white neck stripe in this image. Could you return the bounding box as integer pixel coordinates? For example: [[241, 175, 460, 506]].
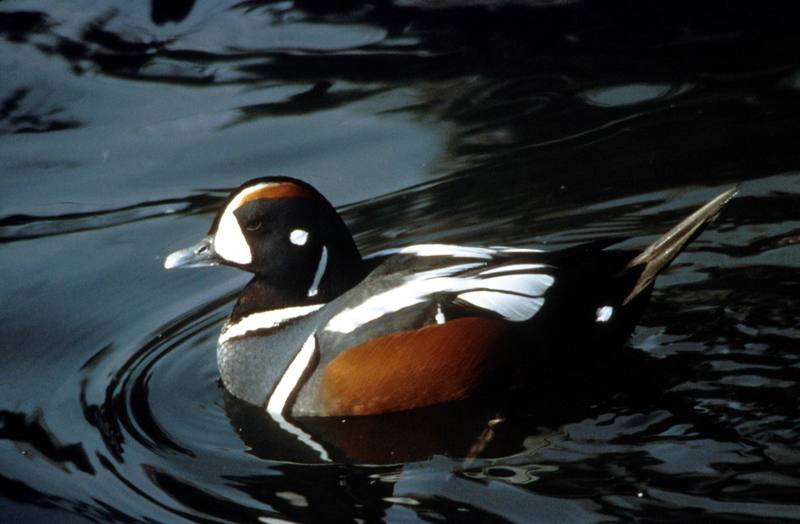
[[218, 304, 324, 345], [307, 245, 328, 298]]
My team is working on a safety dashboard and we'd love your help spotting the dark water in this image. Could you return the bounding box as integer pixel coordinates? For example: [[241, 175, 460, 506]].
[[2, 1, 800, 522]]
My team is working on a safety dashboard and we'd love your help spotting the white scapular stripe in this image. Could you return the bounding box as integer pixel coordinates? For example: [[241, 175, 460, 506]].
[[325, 270, 554, 333], [411, 263, 486, 279], [218, 304, 324, 345], [472, 274, 553, 297], [266, 333, 331, 461], [324, 263, 482, 333], [307, 245, 328, 297], [214, 182, 273, 264], [365, 243, 496, 260], [458, 292, 545, 322], [290, 229, 309, 246], [480, 263, 549, 275], [489, 246, 545, 253]]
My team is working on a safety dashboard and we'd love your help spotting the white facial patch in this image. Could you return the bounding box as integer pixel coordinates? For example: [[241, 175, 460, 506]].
[[214, 182, 274, 265], [290, 229, 309, 246]]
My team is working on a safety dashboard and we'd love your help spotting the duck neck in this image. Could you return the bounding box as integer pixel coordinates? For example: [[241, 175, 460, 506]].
[[230, 248, 367, 322]]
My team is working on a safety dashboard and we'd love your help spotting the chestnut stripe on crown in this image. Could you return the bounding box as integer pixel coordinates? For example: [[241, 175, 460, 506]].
[[240, 182, 315, 204]]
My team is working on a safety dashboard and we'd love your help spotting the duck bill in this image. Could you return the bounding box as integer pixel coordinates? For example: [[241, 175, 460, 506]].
[[164, 236, 220, 269]]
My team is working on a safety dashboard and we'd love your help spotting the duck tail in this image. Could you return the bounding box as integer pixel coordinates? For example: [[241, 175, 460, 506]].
[[622, 187, 737, 305]]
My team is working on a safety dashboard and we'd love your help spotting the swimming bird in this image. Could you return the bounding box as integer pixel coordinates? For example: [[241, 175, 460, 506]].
[[165, 178, 735, 421]]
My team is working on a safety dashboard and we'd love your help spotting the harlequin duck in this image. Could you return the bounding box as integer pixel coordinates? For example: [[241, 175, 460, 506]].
[[165, 178, 735, 422]]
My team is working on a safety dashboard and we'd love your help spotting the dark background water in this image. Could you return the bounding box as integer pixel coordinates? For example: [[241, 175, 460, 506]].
[[2, 1, 799, 522]]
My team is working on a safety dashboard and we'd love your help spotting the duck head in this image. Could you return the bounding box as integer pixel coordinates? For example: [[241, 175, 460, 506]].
[[165, 177, 364, 301]]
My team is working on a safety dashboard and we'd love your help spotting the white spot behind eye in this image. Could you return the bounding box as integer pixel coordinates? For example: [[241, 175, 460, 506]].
[[290, 229, 309, 246]]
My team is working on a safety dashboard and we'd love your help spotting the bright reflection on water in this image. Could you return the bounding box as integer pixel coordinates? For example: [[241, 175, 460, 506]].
[[2, 1, 800, 522], [579, 83, 691, 107]]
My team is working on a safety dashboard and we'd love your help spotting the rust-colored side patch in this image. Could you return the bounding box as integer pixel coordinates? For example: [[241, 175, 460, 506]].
[[241, 182, 315, 204], [321, 317, 508, 416]]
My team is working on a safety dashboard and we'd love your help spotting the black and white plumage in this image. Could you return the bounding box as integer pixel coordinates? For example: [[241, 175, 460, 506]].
[[165, 177, 736, 423]]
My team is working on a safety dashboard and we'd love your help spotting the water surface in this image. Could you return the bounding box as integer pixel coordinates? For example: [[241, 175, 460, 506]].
[[2, 1, 800, 522]]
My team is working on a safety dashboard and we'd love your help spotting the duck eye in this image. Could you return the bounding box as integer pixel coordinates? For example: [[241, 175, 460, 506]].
[[245, 220, 262, 231]]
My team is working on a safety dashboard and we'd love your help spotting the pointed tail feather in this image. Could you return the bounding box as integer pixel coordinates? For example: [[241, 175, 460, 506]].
[[622, 187, 737, 305]]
